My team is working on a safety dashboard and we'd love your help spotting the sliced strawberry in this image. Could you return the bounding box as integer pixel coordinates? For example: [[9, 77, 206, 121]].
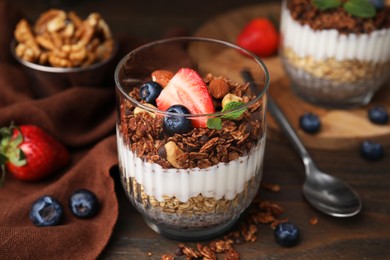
[[155, 81, 181, 111], [156, 68, 215, 128]]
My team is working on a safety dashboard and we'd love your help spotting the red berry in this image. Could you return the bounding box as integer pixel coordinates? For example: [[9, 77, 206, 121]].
[[156, 68, 215, 128], [1, 124, 70, 182], [236, 18, 279, 57]]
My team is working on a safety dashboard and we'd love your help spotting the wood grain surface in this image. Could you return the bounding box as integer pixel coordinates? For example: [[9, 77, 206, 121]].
[[10, 1, 390, 259], [101, 2, 390, 260], [102, 143, 390, 259], [193, 2, 390, 150]]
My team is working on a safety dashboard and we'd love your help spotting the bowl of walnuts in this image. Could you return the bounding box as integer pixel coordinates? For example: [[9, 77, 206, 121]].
[[11, 9, 118, 97]]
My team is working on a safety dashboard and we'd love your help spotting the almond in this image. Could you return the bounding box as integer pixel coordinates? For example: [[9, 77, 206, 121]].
[[151, 70, 174, 88], [208, 78, 229, 99]]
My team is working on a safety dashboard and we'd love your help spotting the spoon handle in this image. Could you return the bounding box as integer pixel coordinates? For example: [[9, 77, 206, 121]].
[[267, 96, 314, 173], [239, 69, 315, 174]]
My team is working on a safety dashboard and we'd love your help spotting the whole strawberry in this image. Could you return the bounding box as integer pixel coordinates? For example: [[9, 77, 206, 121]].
[[0, 124, 69, 184], [236, 18, 279, 57]]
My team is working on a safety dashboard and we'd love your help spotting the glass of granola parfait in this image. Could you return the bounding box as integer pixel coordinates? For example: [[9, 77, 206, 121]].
[[280, 0, 390, 107], [114, 37, 270, 240]]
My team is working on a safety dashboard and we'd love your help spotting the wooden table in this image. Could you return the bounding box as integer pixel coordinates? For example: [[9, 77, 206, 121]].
[[101, 138, 390, 259], [12, 0, 390, 259]]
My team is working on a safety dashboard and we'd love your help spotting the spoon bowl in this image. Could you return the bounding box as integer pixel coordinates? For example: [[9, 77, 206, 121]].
[[303, 167, 362, 217]]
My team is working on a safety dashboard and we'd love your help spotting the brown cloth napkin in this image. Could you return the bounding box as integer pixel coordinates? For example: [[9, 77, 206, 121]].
[[0, 1, 139, 259]]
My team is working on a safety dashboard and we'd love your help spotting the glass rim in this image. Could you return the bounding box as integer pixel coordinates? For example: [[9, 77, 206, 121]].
[[114, 36, 270, 118]]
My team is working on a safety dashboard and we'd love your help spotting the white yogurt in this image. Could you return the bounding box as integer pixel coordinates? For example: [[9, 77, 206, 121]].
[[280, 1, 390, 63], [117, 130, 266, 203]]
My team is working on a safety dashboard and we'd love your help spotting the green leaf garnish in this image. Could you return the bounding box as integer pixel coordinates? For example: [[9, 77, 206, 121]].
[[312, 0, 376, 18], [313, 0, 342, 10], [206, 101, 247, 130], [221, 101, 247, 120], [207, 118, 222, 130], [344, 0, 376, 18]]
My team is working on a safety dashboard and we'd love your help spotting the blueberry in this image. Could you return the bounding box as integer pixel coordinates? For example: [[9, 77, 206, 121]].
[[139, 81, 163, 105], [299, 112, 321, 134], [369, 0, 385, 9], [69, 189, 99, 218], [360, 140, 384, 161], [273, 222, 300, 247], [163, 105, 193, 136], [368, 105, 388, 125], [30, 195, 63, 227]]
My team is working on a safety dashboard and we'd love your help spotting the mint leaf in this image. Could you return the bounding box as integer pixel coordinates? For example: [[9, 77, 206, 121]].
[[221, 101, 247, 120], [207, 118, 222, 130], [344, 0, 376, 18], [207, 101, 247, 130], [313, 0, 342, 10]]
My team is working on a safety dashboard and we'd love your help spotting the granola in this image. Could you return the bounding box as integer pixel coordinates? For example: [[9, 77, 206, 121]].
[[116, 57, 267, 240], [286, 0, 390, 34], [122, 174, 260, 228], [283, 48, 390, 84], [280, 48, 390, 101], [118, 73, 264, 170], [160, 189, 291, 259]]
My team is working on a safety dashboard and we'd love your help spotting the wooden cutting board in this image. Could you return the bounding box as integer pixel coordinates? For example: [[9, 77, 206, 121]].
[[193, 2, 390, 150]]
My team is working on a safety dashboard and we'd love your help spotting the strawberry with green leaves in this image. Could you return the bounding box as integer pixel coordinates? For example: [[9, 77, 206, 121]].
[[0, 124, 70, 185]]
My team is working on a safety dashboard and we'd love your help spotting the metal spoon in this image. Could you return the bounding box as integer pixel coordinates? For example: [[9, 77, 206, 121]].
[[267, 97, 362, 217]]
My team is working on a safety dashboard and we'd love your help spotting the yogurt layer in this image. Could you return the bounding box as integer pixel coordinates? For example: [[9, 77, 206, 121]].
[[117, 130, 266, 203], [280, 2, 390, 63]]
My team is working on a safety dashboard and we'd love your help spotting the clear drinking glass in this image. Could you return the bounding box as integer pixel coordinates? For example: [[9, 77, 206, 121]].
[[115, 37, 269, 241], [279, 0, 390, 108]]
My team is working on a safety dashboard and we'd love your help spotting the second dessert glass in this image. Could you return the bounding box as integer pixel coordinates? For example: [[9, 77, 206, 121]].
[[115, 37, 269, 241], [279, 0, 390, 108]]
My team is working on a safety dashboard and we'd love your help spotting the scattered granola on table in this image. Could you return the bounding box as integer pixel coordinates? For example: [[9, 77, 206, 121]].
[[310, 216, 318, 225], [159, 186, 294, 259]]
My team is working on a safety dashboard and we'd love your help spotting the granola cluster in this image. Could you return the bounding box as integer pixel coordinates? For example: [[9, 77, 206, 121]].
[[163, 240, 239, 260], [14, 9, 114, 67], [118, 73, 264, 170], [287, 0, 390, 34], [124, 176, 256, 216], [282, 47, 390, 84]]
